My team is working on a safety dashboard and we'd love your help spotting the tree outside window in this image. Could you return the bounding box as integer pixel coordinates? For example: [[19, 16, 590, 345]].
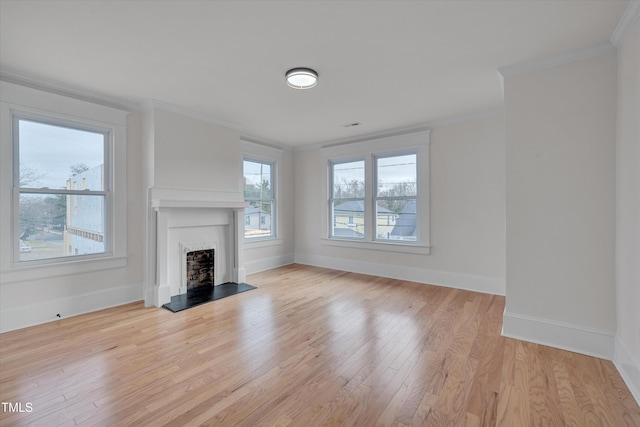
[[329, 160, 365, 239], [329, 152, 418, 243], [15, 118, 108, 262], [243, 159, 275, 239], [375, 153, 417, 241]]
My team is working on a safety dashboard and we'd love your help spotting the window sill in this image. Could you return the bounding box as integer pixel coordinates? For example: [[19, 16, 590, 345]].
[[321, 238, 430, 255], [1, 255, 128, 284], [244, 237, 283, 248]]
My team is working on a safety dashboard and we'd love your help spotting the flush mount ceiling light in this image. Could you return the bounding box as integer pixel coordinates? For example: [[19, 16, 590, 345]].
[[285, 68, 318, 89]]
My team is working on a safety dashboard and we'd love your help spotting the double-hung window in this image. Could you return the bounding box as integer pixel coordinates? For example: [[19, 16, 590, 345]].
[[14, 115, 111, 263], [375, 153, 417, 241], [2, 81, 127, 281], [329, 159, 365, 239], [243, 159, 275, 239], [323, 130, 430, 254]]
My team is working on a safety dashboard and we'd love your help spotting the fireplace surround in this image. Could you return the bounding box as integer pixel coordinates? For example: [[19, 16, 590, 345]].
[[146, 187, 247, 307]]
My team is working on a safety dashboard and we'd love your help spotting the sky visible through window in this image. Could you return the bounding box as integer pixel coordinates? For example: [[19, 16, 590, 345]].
[[332, 155, 417, 195], [19, 120, 104, 189], [17, 119, 106, 262], [377, 154, 417, 195]]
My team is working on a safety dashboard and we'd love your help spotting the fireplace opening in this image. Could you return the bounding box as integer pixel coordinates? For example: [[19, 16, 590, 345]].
[[186, 249, 214, 289]]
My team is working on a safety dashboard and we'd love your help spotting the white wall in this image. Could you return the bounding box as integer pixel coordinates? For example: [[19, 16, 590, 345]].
[[502, 52, 618, 358], [294, 115, 506, 295], [151, 107, 242, 193], [614, 16, 640, 403]]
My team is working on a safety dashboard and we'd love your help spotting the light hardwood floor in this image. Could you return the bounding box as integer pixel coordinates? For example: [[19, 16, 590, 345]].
[[1, 264, 638, 426]]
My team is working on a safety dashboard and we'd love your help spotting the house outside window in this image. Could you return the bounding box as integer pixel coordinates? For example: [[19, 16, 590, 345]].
[[322, 130, 430, 255], [330, 159, 365, 239], [14, 117, 110, 262], [243, 159, 275, 239], [375, 153, 417, 241]]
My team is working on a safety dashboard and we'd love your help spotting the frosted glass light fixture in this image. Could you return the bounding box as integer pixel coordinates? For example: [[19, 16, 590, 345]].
[[285, 68, 318, 89]]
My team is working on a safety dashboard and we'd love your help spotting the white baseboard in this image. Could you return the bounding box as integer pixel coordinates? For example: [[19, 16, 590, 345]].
[[294, 253, 505, 296], [501, 310, 615, 360], [0, 283, 143, 333], [614, 337, 640, 405], [245, 252, 295, 276]]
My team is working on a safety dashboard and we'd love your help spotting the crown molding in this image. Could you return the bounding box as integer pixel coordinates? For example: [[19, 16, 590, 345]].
[[0, 68, 245, 132], [611, 0, 640, 47], [295, 108, 504, 152], [0, 67, 138, 112], [498, 42, 616, 78], [240, 134, 293, 151], [139, 99, 243, 131]]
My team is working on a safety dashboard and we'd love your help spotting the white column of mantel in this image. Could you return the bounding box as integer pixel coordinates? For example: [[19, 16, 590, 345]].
[[233, 208, 246, 284], [154, 207, 171, 307]]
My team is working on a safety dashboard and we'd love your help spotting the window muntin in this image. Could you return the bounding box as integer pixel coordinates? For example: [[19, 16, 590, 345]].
[[329, 159, 365, 239], [375, 153, 417, 241], [328, 152, 419, 244], [243, 159, 275, 239], [14, 117, 110, 262]]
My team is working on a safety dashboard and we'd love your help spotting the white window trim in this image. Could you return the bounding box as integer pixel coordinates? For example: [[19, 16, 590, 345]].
[[0, 81, 128, 283], [240, 139, 282, 246], [12, 111, 114, 266], [373, 150, 419, 243], [329, 157, 366, 240], [321, 130, 431, 255]]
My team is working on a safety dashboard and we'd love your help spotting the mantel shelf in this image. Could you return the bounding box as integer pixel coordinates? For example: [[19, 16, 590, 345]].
[[151, 199, 248, 210], [149, 187, 247, 210]]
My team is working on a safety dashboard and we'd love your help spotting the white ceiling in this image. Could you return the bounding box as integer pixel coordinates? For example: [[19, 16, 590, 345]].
[[0, 0, 629, 147]]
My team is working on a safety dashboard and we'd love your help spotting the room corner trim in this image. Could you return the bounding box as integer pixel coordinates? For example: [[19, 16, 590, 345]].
[[244, 253, 295, 275], [610, 0, 640, 48], [498, 42, 615, 78], [501, 310, 615, 360], [614, 336, 640, 405]]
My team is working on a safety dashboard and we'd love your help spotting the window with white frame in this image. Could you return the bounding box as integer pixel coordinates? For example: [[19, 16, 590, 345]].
[[330, 153, 417, 242], [323, 130, 430, 253], [329, 159, 365, 239], [243, 159, 275, 239], [375, 153, 417, 241], [1, 81, 127, 280], [13, 115, 111, 263]]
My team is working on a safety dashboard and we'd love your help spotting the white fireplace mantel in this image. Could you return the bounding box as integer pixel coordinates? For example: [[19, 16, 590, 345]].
[[146, 186, 247, 307], [150, 187, 248, 210]]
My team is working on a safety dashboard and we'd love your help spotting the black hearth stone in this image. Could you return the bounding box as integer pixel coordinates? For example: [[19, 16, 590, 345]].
[[162, 282, 257, 313]]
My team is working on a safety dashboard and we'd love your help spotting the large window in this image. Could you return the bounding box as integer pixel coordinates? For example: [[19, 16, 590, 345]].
[[14, 116, 110, 263], [324, 130, 429, 253], [329, 153, 418, 242], [243, 159, 275, 239]]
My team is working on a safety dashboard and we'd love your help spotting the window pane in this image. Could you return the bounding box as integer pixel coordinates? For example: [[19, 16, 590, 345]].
[[19, 120, 105, 190], [376, 199, 417, 241], [376, 154, 417, 197], [243, 160, 272, 199], [243, 159, 275, 239], [331, 199, 365, 239], [19, 193, 106, 261], [244, 201, 272, 239], [332, 160, 365, 199]]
